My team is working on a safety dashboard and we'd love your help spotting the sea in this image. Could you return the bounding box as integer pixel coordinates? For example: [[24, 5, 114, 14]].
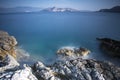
[[0, 12, 120, 65]]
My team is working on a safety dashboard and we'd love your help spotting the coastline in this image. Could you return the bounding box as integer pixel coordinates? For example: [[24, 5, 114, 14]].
[[0, 31, 120, 80]]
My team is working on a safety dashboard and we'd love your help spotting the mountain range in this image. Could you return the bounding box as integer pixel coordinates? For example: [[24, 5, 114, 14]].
[[0, 6, 120, 14], [0, 7, 82, 13]]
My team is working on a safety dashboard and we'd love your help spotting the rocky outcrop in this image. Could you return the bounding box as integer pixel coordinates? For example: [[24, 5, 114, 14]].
[[57, 47, 91, 57], [32, 58, 120, 80], [0, 54, 37, 80], [1, 54, 120, 80], [11, 64, 38, 80], [97, 38, 120, 57], [0, 54, 19, 72], [0, 31, 37, 80], [0, 31, 17, 59], [0, 65, 38, 80]]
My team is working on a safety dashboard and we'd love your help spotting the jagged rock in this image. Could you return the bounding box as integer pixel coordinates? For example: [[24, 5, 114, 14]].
[[0, 31, 17, 59], [0, 55, 37, 80], [0, 64, 38, 80], [32, 61, 60, 80], [57, 46, 91, 57], [97, 38, 120, 57], [0, 52, 119, 80], [32, 58, 120, 80], [0, 54, 19, 72], [11, 64, 38, 80]]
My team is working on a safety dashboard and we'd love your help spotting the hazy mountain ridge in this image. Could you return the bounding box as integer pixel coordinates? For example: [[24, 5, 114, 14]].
[[0, 7, 87, 13], [0, 7, 42, 13], [1, 6, 120, 14]]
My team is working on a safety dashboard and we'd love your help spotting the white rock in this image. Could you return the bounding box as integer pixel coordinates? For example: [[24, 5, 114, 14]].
[[0, 54, 19, 72], [11, 64, 38, 80]]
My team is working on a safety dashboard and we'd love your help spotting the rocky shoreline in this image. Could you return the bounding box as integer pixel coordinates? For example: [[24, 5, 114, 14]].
[[0, 31, 120, 80]]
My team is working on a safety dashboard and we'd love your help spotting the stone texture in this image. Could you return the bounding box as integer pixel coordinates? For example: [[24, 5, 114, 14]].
[[0, 55, 37, 80], [32, 58, 120, 80], [0, 54, 19, 72], [11, 64, 38, 80], [0, 31, 17, 59]]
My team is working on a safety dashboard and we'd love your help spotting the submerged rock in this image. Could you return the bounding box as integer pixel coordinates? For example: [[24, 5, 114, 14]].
[[0, 31, 17, 59], [97, 38, 120, 57], [57, 46, 91, 57]]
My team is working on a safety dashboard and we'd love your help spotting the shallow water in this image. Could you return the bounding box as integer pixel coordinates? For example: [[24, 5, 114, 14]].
[[0, 12, 120, 65]]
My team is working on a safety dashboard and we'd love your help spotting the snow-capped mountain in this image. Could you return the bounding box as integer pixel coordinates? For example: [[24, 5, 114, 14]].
[[42, 7, 79, 12]]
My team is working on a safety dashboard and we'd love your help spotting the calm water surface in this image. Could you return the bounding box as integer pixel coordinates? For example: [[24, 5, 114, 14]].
[[0, 12, 120, 65]]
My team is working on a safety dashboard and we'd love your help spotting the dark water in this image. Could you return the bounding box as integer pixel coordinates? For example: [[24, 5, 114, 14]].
[[0, 12, 120, 65]]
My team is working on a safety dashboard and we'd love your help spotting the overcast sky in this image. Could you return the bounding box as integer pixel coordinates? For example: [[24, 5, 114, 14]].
[[0, 0, 120, 11]]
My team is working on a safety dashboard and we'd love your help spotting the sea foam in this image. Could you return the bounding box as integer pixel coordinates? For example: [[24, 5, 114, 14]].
[[15, 46, 30, 61]]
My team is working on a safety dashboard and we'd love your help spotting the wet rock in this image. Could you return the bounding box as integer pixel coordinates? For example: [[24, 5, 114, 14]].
[[97, 38, 120, 57], [0, 31, 17, 59], [57, 46, 91, 57]]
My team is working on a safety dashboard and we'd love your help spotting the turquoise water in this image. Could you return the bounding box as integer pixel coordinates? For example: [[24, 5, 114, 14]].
[[0, 12, 120, 64]]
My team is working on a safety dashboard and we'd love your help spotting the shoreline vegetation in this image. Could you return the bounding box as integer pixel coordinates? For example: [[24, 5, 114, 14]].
[[0, 31, 120, 80]]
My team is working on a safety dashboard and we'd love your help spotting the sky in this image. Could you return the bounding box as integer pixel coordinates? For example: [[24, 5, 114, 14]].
[[0, 0, 120, 11]]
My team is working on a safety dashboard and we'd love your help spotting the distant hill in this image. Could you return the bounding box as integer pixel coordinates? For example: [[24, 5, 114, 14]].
[[99, 6, 120, 13]]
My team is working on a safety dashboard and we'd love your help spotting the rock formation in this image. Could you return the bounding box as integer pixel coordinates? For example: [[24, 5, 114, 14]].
[[0, 31, 17, 59], [11, 64, 38, 80], [97, 38, 120, 57], [1, 54, 120, 80], [0, 54, 37, 80], [0, 66, 38, 80], [57, 47, 91, 57], [32, 58, 120, 80], [0, 54, 19, 72]]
